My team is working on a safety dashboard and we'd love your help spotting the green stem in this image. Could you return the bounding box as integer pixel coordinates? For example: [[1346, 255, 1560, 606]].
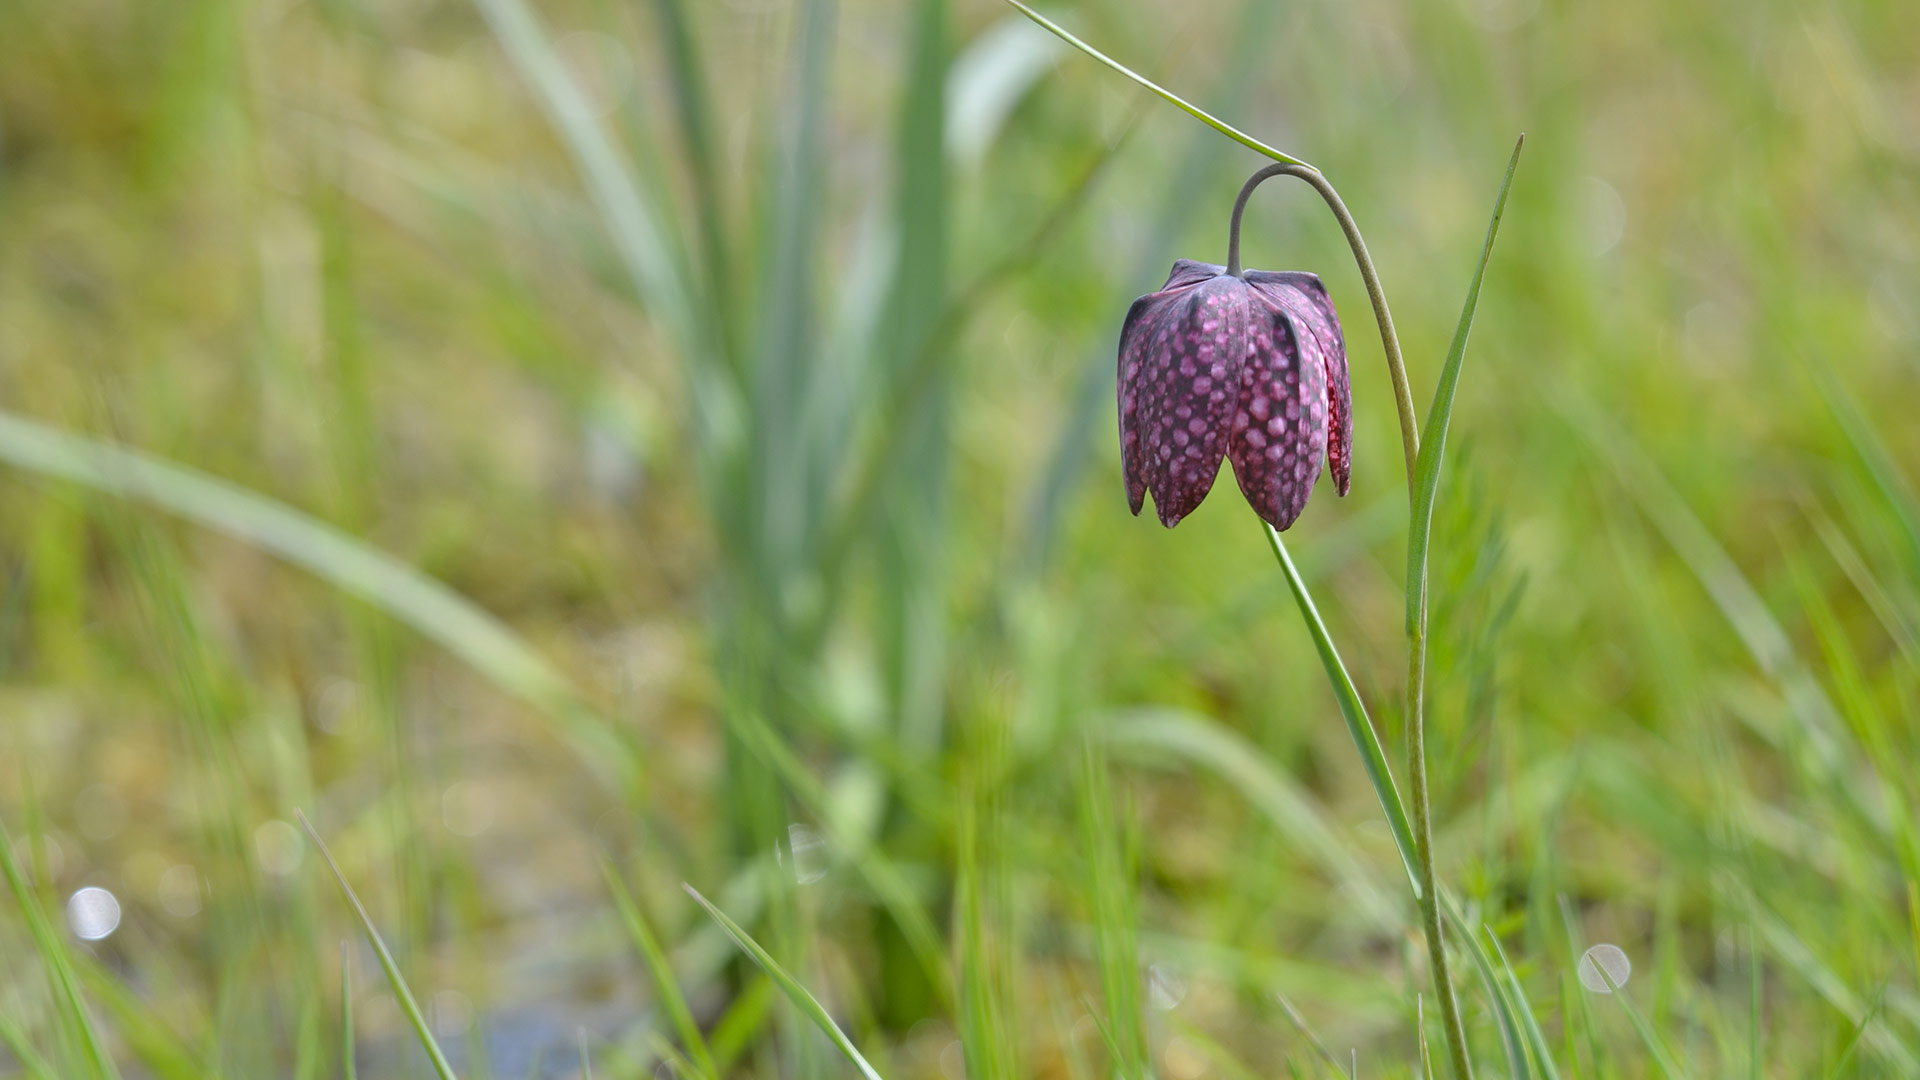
[[1226, 163, 1467, 1077], [1000, 0, 1307, 169], [1001, 1, 1471, 1072], [1223, 163, 1418, 489]]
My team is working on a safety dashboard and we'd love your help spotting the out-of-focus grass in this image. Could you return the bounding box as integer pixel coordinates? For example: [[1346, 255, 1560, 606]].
[[1, 0, 1918, 1077]]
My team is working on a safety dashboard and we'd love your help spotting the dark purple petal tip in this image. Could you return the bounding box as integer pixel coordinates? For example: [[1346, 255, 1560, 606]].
[[1118, 261, 1352, 531]]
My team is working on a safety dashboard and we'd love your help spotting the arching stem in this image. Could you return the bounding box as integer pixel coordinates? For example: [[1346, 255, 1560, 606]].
[[1225, 164, 1419, 493], [1229, 162, 1472, 1080]]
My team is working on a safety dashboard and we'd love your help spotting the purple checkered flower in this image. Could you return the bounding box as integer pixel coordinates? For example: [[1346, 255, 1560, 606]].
[[1117, 259, 1352, 530]]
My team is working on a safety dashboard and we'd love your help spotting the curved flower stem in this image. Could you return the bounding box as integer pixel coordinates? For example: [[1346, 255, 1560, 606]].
[[996, 2, 1471, 1074], [1225, 163, 1419, 491], [1228, 162, 1472, 1078]]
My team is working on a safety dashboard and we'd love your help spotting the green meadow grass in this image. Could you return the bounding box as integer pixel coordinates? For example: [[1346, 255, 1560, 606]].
[[2, 0, 1918, 1077]]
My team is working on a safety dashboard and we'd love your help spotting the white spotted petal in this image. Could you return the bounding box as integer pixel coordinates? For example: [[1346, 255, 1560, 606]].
[[1118, 261, 1351, 530]]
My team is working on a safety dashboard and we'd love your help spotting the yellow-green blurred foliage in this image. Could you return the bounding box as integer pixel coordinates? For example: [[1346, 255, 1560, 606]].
[[1, 0, 1917, 1076]]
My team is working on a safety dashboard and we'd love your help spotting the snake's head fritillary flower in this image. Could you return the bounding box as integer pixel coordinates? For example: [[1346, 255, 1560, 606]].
[[1117, 259, 1352, 530]]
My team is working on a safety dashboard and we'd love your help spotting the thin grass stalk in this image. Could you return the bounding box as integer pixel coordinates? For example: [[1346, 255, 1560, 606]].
[[296, 813, 458, 1080], [0, 820, 121, 1080]]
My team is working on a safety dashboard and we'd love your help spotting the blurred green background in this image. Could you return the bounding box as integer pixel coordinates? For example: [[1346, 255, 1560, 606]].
[[2, 0, 1918, 1076]]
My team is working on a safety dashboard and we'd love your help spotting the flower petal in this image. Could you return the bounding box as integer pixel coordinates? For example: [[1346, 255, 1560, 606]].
[[1228, 288, 1328, 530], [1117, 272, 1249, 527], [1247, 271, 1351, 495], [1161, 258, 1226, 291]]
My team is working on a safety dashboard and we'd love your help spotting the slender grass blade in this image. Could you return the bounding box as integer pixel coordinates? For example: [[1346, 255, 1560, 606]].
[[996, 0, 1305, 166], [682, 884, 885, 1080], [296, 812, 458, 1080], [601, 861, 720, 1080], [1439, 899, 1529, 1080], [0, 820, 121, 1080], [1406, 135, 1524, 637], [1484, 926, 1563, 1080], [0, 411, 636, 794]]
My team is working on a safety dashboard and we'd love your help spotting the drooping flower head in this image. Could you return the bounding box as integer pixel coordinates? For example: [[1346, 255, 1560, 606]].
[[1118, 257, 1351, 530]]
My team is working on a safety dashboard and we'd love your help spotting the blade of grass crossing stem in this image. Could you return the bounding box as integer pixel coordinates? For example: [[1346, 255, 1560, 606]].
[[1439, 899, 1529, 1080], [0, 412, 634, 794], [682, 884, 885, 1080], [600, 861, 720, 1080], [1264, 524, 1421, 898], [341, 942, 357, 1080], [1405, 135, 1523, 637], [296, 813, 458, 1080], [997, 0, 1306, 166], [1484, 927, 1562, 1080], [0, 821, 121, 1080]]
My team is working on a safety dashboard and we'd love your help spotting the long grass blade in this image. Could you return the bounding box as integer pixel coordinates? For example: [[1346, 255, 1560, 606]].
[[601, 861, 720, 1080], [1440, 900, 1529, 1080], [1273, 994, 1345, 1077], [0, 820, 121, 1080], [681, 884, 885, 1080], [1264, 524, 1421, 898], [1484, 926, 1563, 1080], [296, 812, 458, 1080], [1590, 963, 1688, 1080], [469, 0, 692, 346], [0, 411, 636, 794], [648, 0, 740, 374], [997, 0, 1305, 166], [1406, 135, 1524, 636]]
